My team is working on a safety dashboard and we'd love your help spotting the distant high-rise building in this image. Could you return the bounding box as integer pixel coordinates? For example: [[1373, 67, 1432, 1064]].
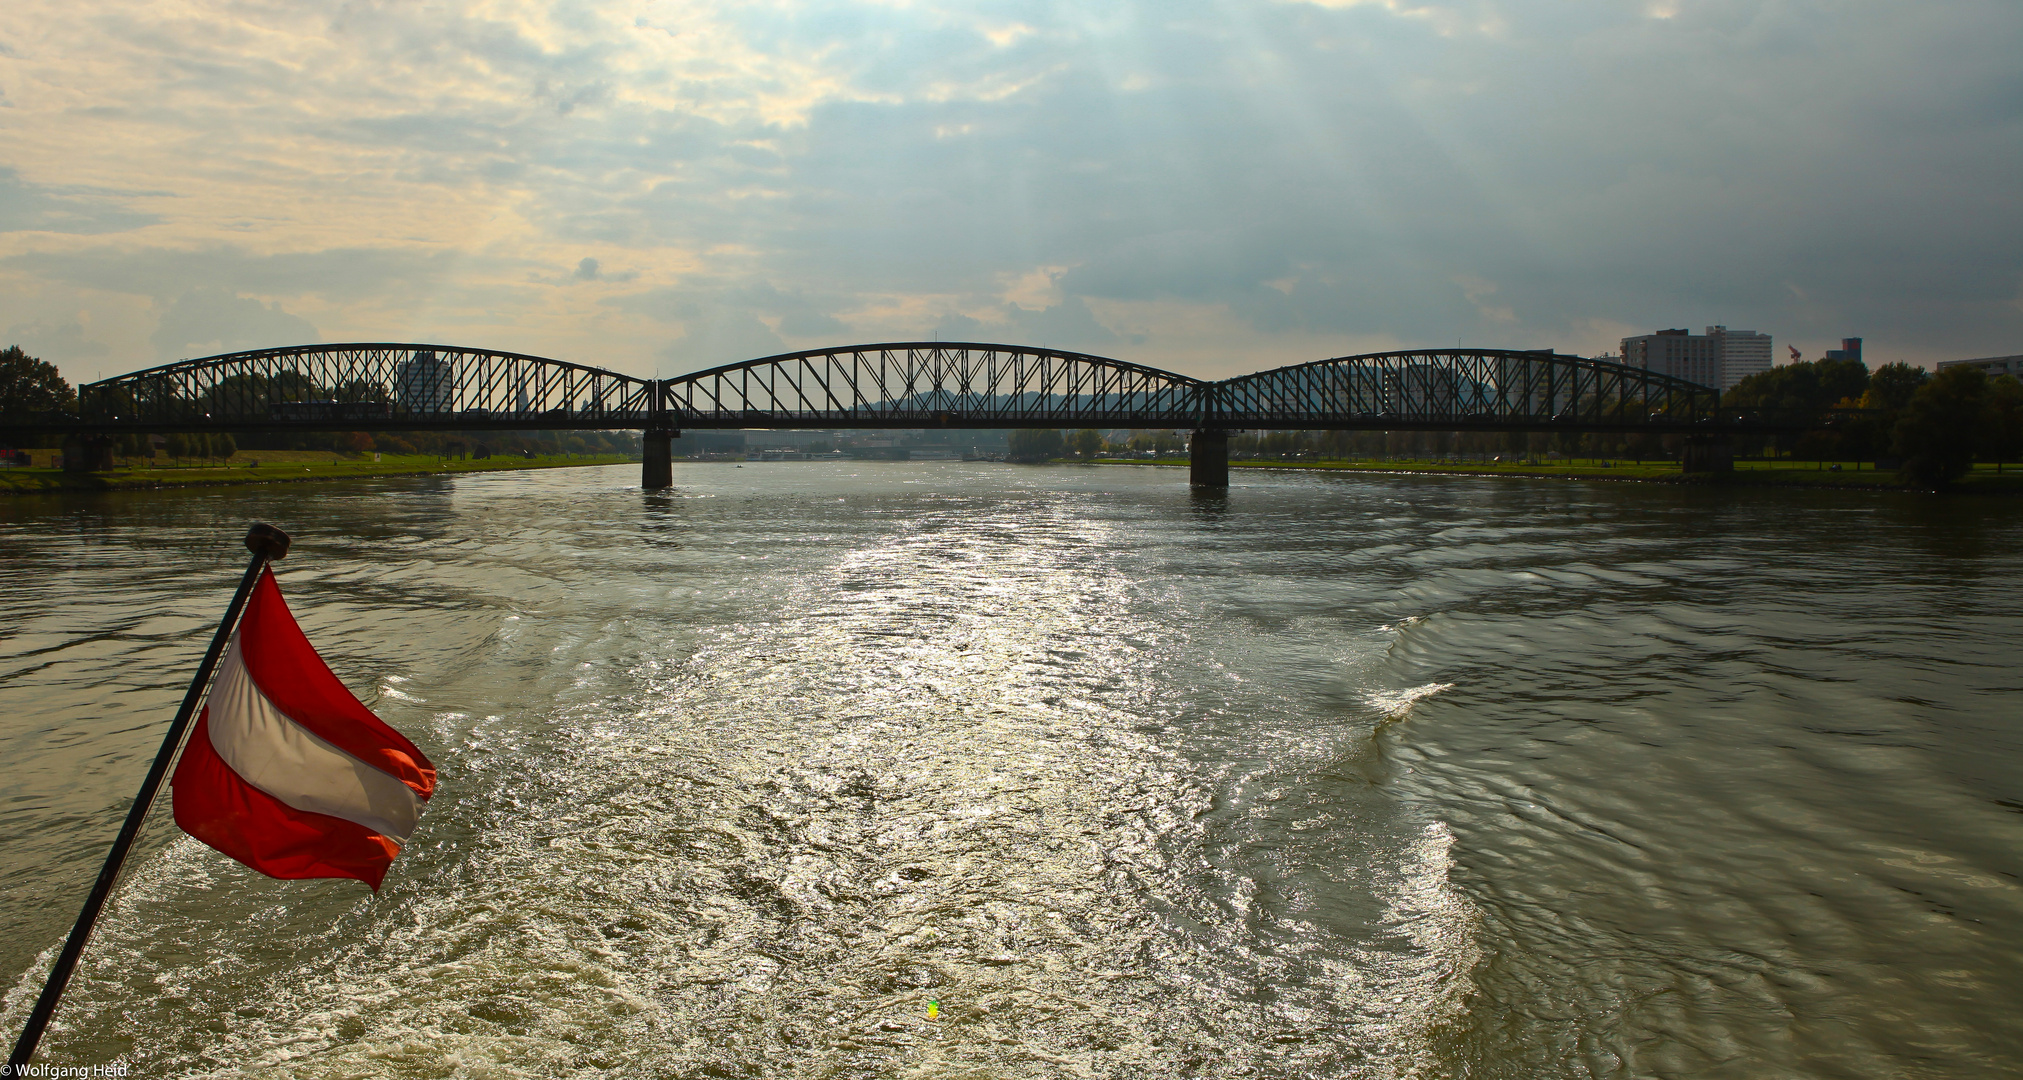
[[1707, 326, 1772, 390], [1823, 338, 1863, 366], [1621, 329, 1722, 388], [1936, 354, 2021, 378], [1621, 327, 1776, 391], [396, 351, 454, 413]]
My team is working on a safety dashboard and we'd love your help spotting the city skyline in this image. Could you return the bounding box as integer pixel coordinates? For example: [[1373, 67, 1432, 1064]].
[[1, 0, 2018, 384]]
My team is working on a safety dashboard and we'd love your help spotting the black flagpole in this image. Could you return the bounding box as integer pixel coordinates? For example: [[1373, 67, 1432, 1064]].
[[8, 523, 292, 1069]]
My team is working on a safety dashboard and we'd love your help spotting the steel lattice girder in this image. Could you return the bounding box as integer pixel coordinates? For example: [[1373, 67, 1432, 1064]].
[[73, 343, 657, 433], [1211, 349, 1721, 432], [660, 343, 1211, 429], [54, 341, 1774, 436]]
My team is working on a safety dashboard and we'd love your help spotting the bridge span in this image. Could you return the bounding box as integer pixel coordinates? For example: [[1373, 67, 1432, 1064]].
[[25, 341, 1766, 488]]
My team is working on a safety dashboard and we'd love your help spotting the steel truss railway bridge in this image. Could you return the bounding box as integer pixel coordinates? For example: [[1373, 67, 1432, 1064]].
[[23, 341, 1785, 488]]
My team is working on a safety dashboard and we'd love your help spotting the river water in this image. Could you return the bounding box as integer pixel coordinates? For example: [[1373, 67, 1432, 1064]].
[[1, 462, 2019, 1078]]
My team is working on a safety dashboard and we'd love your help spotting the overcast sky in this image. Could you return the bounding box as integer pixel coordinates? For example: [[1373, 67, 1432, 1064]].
[[2, 0, 2017, 382]]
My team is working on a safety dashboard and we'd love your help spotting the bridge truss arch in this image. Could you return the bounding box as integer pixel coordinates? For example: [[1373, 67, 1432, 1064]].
[[660, 342, 1210, 429], [76, 343, 658, 432], [1212, 349, 1723, 432], [55, 340, 1743, 438]]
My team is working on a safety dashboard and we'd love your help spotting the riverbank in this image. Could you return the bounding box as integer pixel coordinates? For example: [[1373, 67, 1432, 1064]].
[[1091, 457, 2023, 493], [0, 451, 635, 494]]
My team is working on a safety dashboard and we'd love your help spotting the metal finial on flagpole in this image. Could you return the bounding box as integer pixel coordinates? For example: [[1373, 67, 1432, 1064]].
[[245, 522, 290, 561], [8, 523, 292, 1069]]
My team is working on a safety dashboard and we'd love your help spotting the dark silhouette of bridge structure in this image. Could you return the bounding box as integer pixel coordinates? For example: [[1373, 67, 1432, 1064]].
[[18, 341, 1784, 488]]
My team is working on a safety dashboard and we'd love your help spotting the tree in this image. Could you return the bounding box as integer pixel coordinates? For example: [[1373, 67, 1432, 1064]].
[[1007, 428, 1065, 462], [1893, 365, 1989, 488], [334, 378, 389, 404], [1863, 362, 1930, 412], [1791, 429, 1843, 468], [1726, 357, 1871, 457], [1981, 375, 2023, 473], [1127, 429, 1184, 454], [1070, 428, 1104, 458], [0, 345, 74, 416], [1725, 357, 1870, 420], [270, 369, 320, 402], [1835, 363, 1930, 463], [1622, 430, 1664, 464], [336, 431, 373, 455]]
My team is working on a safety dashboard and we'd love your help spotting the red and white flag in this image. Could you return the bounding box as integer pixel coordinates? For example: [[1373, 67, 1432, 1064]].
[[171, 568, 435, 890]]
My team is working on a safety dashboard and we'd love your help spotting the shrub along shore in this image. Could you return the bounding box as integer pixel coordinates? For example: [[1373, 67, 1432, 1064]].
[[0, 450, 635, 495]]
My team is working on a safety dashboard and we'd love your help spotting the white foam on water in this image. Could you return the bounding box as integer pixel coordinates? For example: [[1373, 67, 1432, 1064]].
[[1365, 682, 1455, 718]]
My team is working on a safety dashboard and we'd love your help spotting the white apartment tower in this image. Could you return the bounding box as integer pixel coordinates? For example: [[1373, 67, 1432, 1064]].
[[1621, 329, 1722, 388], [1620, 327, 1774, 391], [395, 351, 455, 413], [1708, 326, 1772, 390]]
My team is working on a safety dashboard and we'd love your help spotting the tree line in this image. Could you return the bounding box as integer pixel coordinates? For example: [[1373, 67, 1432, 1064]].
[[1008, 428, 1187, 461], [1723, 356, 2023, 487]]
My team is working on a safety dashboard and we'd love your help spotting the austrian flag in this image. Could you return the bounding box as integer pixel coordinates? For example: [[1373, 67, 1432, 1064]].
[[171, 569, 435, 890]]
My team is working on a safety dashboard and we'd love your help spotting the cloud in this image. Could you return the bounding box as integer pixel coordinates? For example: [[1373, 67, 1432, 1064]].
[[607, 279, 847, 345], [931, 297, 1120, 354], [149, 288, 320, 361], [0, 0, 2016, 374], [3, 318, 111, 361], [661, 312, 787, 370], [5, 246, 456, 303], [0, 169, 161, 235], [731, 282, 848, 337]]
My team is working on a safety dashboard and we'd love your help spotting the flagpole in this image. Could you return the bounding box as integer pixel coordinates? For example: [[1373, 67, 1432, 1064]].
[[8, 522, 292, 1069]]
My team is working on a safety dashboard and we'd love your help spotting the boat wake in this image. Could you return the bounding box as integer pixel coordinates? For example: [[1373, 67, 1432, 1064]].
[[1364, 682, 1454, 718]]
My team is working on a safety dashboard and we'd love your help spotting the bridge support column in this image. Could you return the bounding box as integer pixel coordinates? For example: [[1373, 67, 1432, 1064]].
[[643, 429, 675, 489], [1681, 435, 1733, 474], [1190, 429, 1229, 488]]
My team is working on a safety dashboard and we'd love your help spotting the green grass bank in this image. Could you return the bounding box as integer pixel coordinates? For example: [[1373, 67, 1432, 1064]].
[[0, 451, 636, 495]]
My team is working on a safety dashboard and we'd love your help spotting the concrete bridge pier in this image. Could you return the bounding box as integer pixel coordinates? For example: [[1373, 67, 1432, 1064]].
[[1190, 429, 1229, 488], [1681, 435, 1733, 474], [643, 429, 676, 489]]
